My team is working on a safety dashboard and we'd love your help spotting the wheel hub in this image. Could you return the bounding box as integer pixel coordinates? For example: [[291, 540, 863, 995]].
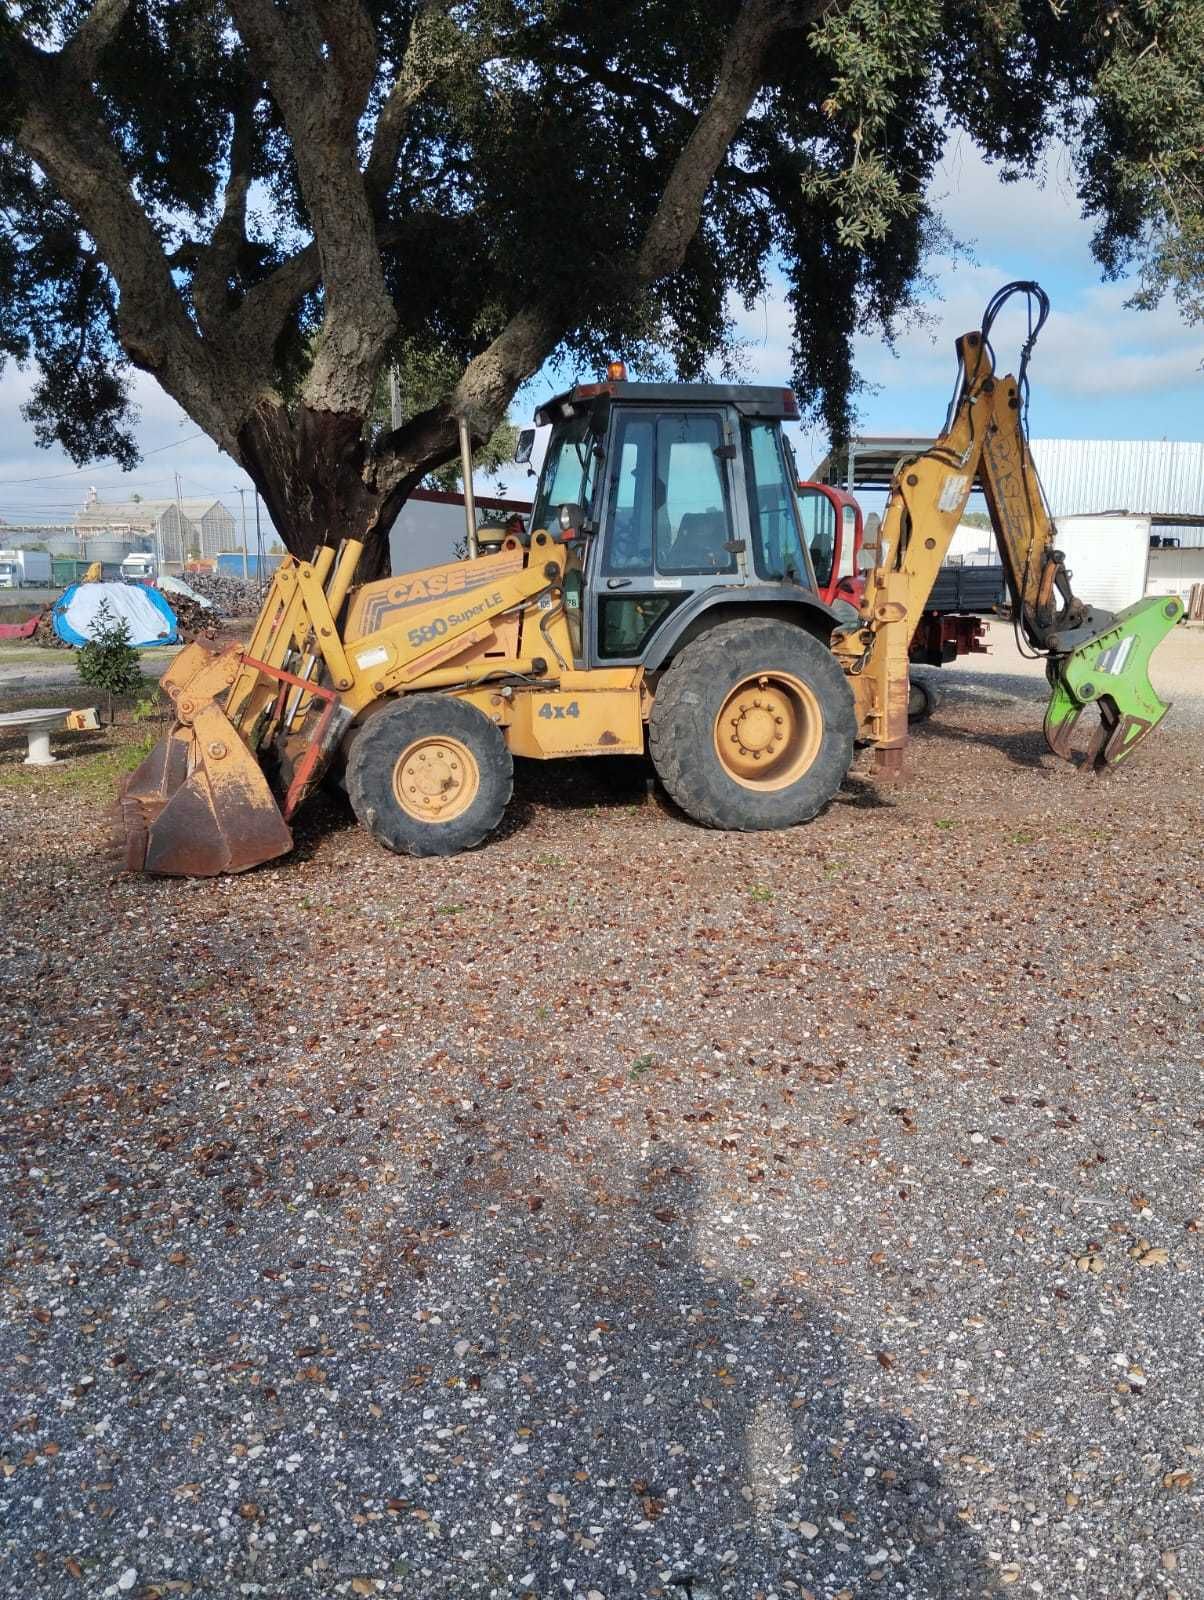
[[393, 735, 479, 822], [714, 672, 823, 789], [729, 692, 788, 760]]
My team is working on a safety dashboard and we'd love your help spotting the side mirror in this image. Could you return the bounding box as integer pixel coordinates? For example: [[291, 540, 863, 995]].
[[514, 428, 536, 465]]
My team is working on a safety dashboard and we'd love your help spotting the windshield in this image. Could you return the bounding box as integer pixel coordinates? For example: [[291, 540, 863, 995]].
[[532, 413, 598, 532]]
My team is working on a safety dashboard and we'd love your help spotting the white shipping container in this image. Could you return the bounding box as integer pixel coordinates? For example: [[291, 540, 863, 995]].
[[1050, 514, 1150, 612], [1145, 543, 1204, 607]]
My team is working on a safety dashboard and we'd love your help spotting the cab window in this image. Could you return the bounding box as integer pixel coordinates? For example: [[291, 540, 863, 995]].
[[744, 420, 810, 584], [602, 410, 734, 577], [603, 413, 656, 573], [655, 413, 734, 574], [531, 413, 598, 532], [796, 488, 838, 589]]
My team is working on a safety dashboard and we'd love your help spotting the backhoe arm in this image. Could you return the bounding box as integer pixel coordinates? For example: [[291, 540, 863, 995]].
[[833, 281, 1182, 775]]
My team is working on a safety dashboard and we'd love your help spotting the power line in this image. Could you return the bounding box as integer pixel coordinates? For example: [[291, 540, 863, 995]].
[[0, 430, 208, 487]]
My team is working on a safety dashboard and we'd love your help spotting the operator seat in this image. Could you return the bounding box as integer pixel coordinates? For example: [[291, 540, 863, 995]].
[[667, 510, 734, 572]]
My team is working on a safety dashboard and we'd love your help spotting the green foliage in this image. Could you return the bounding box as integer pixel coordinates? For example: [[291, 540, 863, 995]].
[[75, 600, 143, 721], [1, 0, 1201, 474], [1080, 0, 1204, 322]]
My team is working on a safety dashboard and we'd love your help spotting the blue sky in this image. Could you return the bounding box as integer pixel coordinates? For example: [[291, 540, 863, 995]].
[[0, 134, 1200, 540]]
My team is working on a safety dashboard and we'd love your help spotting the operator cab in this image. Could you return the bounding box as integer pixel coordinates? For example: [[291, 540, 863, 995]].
[[523, 377, 826, 668]]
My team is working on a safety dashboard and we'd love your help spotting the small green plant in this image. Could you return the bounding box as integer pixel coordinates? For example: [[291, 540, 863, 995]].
[[132, 694, 161, 722], [76, 601, 144, 723], [630, 1053, 655, 1079], [748, 884, 774, 903], [934, 818, 957, 830]]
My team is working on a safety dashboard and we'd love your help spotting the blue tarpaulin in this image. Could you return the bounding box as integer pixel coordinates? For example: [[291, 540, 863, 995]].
[[53, 581, 179, 648]]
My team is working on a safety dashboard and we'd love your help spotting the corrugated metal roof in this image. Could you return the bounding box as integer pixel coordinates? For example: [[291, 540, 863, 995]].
[[1028, 440, 1204, 521], [76, 498, 228, 522], [812, 437, 1204, 548]]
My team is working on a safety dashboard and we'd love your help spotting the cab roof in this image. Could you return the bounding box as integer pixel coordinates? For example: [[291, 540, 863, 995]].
[[533, 380, 799, 427]]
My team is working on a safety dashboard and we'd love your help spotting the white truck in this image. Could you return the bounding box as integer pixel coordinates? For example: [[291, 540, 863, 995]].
[[0, 548, 52, 588], [120, 550, 157, 583]]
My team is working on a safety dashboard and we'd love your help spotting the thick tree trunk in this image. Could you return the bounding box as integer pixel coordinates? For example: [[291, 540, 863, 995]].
[[237, 398, 463, 581]]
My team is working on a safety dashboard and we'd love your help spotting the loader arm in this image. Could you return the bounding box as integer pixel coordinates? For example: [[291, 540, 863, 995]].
[[833, 280, 1182, 775], [120, 529, 573, 876]]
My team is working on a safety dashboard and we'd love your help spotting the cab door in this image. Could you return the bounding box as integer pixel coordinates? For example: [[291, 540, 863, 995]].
[[588, 407, 741, 665]]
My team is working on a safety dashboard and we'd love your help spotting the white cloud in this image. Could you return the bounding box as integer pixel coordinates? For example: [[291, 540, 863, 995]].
[[930, 136, 1094, 261]]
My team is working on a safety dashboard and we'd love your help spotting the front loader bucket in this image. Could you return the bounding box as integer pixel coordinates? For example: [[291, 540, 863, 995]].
[[121, 701, 293, 876], [1044, 594, 1183, 770]]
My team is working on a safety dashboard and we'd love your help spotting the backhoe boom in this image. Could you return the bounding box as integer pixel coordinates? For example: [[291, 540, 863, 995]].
[[833, 281, 1182, 774]]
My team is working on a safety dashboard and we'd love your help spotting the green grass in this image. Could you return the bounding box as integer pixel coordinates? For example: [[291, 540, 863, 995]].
[[748, 884, 774, 903], [0, 729, 156, 793], [629, 1052, 656, 1079]]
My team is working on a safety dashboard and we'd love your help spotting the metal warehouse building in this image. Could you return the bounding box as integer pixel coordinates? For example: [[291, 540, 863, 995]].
[[813, 436, 1204, 610], [73, 497, 238, 565]]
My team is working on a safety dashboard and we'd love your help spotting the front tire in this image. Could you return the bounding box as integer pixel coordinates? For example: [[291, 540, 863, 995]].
[[648, 618, 855, 831], [346, 695, 513, 858]]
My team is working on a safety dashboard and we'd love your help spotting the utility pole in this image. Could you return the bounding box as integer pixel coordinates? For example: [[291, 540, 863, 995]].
[[173, 471, 185, 571], [232, 486, 249, 580], [254, 491, 263, 595]]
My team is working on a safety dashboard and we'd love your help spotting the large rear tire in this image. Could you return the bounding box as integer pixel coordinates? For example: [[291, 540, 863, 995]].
[[648, 618, 854, 830], [346, 695, 513, 858]]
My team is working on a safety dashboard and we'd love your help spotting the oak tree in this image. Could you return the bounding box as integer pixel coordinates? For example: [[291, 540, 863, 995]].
[[2, 0, 1199, 576]]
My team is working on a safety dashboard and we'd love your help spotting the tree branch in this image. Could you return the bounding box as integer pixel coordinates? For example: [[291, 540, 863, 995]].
[[229, 0, 397, 414], [368, 0, 795, 499], [636, 0, 792, 285], [547, 46, 691, 127], [63, 0, 131, 79], [11, 38, 245, 452], [191, 88, 257, 336], [365, 0, 451, 207]]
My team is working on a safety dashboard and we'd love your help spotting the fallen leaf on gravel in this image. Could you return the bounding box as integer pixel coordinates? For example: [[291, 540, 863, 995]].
[[1131, 1245, 1169, 1266], [1162, 1469, 1194, 1491]]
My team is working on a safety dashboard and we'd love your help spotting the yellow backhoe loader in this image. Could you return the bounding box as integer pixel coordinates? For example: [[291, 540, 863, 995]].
[[119, 282, 1182, 875]]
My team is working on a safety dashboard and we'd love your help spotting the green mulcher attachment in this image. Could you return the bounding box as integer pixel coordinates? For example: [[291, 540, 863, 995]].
[[1044, 593, 1184, 770]]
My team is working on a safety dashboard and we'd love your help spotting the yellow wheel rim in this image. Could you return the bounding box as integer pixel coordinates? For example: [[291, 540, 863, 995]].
[[714, 671, 823, 791], [392, 735, 479, 822]]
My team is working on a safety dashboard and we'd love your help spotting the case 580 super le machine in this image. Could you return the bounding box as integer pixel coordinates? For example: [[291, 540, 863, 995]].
[[119, 283, 1181, 875]]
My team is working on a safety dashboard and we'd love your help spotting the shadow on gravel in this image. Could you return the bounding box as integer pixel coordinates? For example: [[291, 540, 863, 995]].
[[935, 669, 1052, 707], [915, 718, 1053, 770], [490, 1148, 992, 1600]]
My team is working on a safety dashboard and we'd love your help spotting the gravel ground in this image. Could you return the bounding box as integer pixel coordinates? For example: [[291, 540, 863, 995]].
[[1, 624, 1201, 1600]]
